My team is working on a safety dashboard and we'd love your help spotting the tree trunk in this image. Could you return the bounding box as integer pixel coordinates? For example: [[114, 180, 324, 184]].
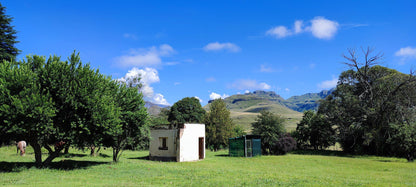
[[64, 143, 70, 154], [42, 146, 64, 166], [31, 142, 43, 168], [113, 148, 119, 162], [90, 146, 96, 156]]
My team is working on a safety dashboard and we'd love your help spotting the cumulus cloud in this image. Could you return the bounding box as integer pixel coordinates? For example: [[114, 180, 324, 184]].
[[318, 77, 338, 90], [395, 47, 416, 58], [209, 92, 230, 100], [115, 44, 175, 68], [266, 26, 292, 38], [118, 67, 169, 105], [203, 42, 241, 52], [230, 79, 271, 90], [309, 17, 339, 39], [266, 17, 339, 40]]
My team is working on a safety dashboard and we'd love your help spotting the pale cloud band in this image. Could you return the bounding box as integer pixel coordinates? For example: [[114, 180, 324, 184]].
[[229, 79, 271, 90], [203, 42, 241, 52], [266, 17, 339, 40], [395, 47, 416, 58], [115, 44, 175, 68], [318, 77, 338, 90]]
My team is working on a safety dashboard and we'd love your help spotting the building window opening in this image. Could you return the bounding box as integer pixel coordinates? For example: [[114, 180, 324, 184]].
[[159, 137, 168, 150]]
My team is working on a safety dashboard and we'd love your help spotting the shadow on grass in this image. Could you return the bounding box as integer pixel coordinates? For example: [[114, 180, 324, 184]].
[[63, 153, 87, 158], [215, 154, 230, 157], [0, 160, 109, 173], [128, 156, 149, 160], [291, 149, 353, 157]]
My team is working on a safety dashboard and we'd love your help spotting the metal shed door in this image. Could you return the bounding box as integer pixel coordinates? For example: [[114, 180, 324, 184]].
[[245, 140, 252, 157]]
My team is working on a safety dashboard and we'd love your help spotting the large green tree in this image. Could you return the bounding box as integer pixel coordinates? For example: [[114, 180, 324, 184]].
[[204, 99, 235, 151], [0, 52, 149, 166], [109, 77, 149, 162], [168, 97, 205, 124], [294, 110, 335, 150], [251, 110, 286, 155], [319, 48, 416, 161], [0, 3, 20, 62]]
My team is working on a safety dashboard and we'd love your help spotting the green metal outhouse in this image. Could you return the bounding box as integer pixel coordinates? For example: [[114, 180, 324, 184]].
[[229, 135, 261, 157]]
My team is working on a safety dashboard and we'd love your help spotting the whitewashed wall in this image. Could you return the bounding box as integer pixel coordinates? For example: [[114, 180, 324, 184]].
[[149, 129, 177, 159], [177, 123, 205, 162]]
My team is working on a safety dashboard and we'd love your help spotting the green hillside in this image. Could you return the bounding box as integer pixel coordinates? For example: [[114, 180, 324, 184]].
[[284, 89, 333, 112], [205, 90, 303, 133]]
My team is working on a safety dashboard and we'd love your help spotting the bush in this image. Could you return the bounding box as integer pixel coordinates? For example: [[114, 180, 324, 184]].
[[273, 134, 297, 155]]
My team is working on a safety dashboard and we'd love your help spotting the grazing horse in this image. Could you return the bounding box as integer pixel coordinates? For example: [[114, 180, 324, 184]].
[[16, 141, 27, 156], [54, 141, 66, 152]]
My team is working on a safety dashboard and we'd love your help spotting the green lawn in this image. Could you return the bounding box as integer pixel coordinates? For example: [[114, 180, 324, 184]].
[[1, 146, 415, 186]]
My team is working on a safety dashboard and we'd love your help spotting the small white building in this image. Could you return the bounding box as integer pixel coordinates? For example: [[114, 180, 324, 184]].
[[149, 123, 205, 162]]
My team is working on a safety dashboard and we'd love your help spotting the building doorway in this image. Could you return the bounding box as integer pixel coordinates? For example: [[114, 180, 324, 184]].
[[199, 137, 204, 159]]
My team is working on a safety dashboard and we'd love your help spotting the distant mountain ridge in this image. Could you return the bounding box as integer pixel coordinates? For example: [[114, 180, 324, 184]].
[[284, 89, 334, 112], [145, 101, 169, 116]]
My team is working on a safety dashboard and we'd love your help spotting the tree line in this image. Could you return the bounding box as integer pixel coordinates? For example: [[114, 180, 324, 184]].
[[294, 48, 416, 162]]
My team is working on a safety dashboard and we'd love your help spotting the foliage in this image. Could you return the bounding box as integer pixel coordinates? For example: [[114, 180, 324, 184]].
[[204, 99, 235, 151], [0, 3, 20, 62], [168, 97, 205, 124], [0, 52, 148, 166], [318, 48, 416, 160], [294, 110, 335, 150], [233, 125, 246, 137], [273, 133, 297, 155], [149, 108, 170, 127], [109, 78, 149, 162], [251, 110, 286, 154]]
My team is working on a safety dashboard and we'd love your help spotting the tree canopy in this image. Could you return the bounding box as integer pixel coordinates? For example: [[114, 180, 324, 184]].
[[0, 52, 149, 166], [0, 3, 20, 62], [168, 97, 205, 124], [317, 48, 416, 161], [251, 110, 286, 155], [204, 99, 235, 151]]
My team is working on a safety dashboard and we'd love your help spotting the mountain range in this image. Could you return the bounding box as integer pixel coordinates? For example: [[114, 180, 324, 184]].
[[145, 89, 333, 132]]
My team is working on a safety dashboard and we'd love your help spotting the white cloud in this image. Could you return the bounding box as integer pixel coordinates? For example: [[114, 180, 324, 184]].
[[245, 90, 250, 94], [203, 42, 241, 52], [209, 92, 229, 100], [294, 20, 304, 34], [206, 77, 216, 82], [194, 96, 203, 103], [285, 88, 290, 92], [230, 79, 271, 90], [266, 17, 339, 40], [118, 67, 170, 105], [309, 17, 339, 39], [260, 64, 274, 73], [318, 77, 338, 90], [395, 47, 416, 58], [266, 26, 292, 39], [153, 93, 169, 105], [123, 33, 138, 40], [309, 63, 316, 69], [115, 44, 175, 68]]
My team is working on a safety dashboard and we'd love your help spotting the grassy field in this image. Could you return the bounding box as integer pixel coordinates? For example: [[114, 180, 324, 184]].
[[1, 146, 415, 186]]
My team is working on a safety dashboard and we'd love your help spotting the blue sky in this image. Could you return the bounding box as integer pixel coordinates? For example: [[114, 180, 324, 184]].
[[3, 0, 416, 106]]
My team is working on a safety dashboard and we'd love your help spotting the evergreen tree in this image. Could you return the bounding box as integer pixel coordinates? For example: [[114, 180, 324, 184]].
[[204, 99, 235, 151], [0, 3, 20, 62]]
